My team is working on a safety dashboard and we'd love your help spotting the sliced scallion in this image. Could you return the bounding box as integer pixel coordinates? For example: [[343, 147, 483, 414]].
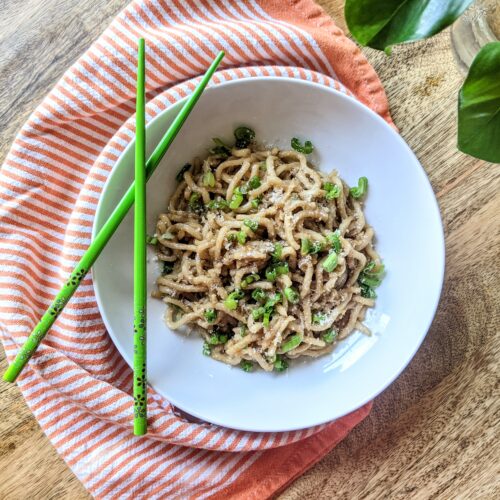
[[223, 289, 244, 310], [204, 308, 217, 323], [326, 230, 341, 253], [349, 177, 368, 199], [274, 355, 288, 372], [234, 126, 255, 148], [243, 219, 259, 232], [291, 138, 314, 154], [251, 196, 263, 209], [229, 187, 244, 209], [248, 175, 261, 190], [284, 287, 299, 304], [240, 360, 254, 372], [322, 329, 337, 344], [202, 171, 215, 187], [322, 252, 338, 272], [281, 334, 301, 353]]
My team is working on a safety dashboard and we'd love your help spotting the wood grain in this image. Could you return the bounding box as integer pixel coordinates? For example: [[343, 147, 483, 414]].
[[0, 1, 498, 499]]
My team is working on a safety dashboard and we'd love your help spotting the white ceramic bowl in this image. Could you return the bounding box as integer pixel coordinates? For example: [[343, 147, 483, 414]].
[[92, 78, 445, 432]]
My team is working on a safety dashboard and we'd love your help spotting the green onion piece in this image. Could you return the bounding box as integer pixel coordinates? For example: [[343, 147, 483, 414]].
[[266, 292, 282, 307], [240, 360, 254, 372], [284, 287, 299, 304], [358, 262, 385, 287], [358, 275, 382, 287], [262, 293, 282, 326], [251, 288, 267, 302], [265, 267, 277, 281], [146, 234, 158, 245], [237, 231, 247, 245], [251, 195, 263, 209], [276, 262, 289, 276], [188, 192, 203, 212], [234, 126, 255, 148], [238, 324, 247, 337], [326, 186, 340, 200], [204, 308, 217, 323], [326, 230, 341, 253], [322, 329, 337, 344], [253, 292, 282, 325], [312, 312, 326, 325], [252, 306, 266, 320], [322, 252, 338, 272], [208, 330, 228, 345], [244, 219, 259, 231], [323, 182, 341, 200], [202, 171, 216, 187], [240, 273, 260, 289], [274, 355, 288, 372], [271, 243, 283, 261], [281, 334, 301, 353], [176, 163, 191, 182], [248, 176, 261, 190], [263, 310, 272, 327], [265, 261, 289, 281], [301, 238, 312, 255], [357, 262, 385, 297], [229, 187, 244, 209], [162, 262, 174, 275], [310, 241, 324, 255], [223, 289, 244, 310], [207, 197, 229, 210], [202, 341, 211, 356], [291, 138, 314, 154], [349, 176, 368, 199], [360, 284, 377, 299], [210, 138, 231, 157]]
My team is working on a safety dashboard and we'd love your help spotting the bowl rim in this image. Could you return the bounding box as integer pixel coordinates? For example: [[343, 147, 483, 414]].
[[92, 76, 445, 432]]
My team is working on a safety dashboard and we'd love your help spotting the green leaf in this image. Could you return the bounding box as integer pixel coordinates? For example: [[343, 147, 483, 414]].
[[345, 0, 474, 52], [458, 42, 500, 163]]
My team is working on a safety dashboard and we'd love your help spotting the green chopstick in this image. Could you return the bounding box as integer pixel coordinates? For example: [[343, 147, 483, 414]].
[[133, 38, 147, 436], [2, 50, 225, 384]]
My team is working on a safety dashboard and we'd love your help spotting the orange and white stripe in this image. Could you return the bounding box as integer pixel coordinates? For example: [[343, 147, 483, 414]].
[[0, 1, 388, 497]]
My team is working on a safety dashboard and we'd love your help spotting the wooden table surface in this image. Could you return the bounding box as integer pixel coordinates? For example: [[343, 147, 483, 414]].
[[1, 0, 498, 498]]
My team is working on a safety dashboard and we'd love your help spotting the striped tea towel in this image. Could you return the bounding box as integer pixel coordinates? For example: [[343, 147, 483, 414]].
[[0, 0, 391, 498]]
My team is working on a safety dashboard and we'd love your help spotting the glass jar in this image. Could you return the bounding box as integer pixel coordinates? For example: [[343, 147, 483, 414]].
[[451, 0, 499, 73]]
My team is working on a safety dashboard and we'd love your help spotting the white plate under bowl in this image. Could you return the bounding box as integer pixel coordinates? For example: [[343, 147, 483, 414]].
[[92, 78, 444, 432]]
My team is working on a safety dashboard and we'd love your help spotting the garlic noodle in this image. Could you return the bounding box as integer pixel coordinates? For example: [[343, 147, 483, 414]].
[[151, 128, 384, 372]]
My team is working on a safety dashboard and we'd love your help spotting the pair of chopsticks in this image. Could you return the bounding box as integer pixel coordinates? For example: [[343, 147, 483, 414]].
[[3, 41, 224, 436]]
